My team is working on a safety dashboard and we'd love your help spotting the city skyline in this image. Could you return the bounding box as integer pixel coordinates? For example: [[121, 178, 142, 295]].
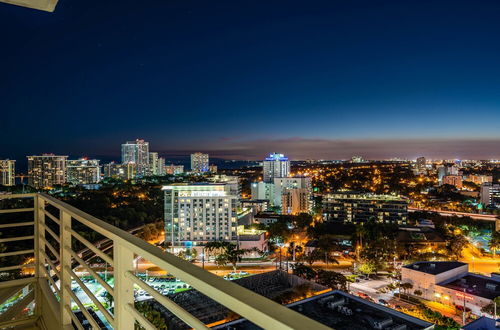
[[2, 0, 500, 161]]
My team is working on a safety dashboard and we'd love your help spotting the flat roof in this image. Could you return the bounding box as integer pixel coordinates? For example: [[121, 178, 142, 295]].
[[462, 316, 498, 330], [403, 261, 467, 275], [214, 291, 433, 330], [440, 274, 500, 300]]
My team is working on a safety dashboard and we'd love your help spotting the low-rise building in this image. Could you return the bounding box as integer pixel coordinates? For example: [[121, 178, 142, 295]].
[[240, 199, 269, 214], [396, 227, 446, 253], [216, 290, 434, 330], [237, 226, 268, 254], [323, 191, 408, 224], [402, 261, 500, 316], [253, 212, 280, 225]]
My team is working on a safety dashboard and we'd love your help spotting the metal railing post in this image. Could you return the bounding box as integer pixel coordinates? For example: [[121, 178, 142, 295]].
[[60, 210, 73, 328], [34, 194, 45, 321], [114, 241, 135, 330]]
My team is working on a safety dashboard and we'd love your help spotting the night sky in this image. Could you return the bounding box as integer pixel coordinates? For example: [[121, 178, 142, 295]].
[[2, 0, 500, 163]]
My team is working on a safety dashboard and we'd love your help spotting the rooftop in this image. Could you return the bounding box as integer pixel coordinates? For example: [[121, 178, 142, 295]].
[[396, 229, 446, 244], [324, 191, 407, 202], [440, 274, 500, 300], [403, 261, 467, 275], [462, 316, 500, 330], [214, 291, 433, 330], [140, 270, 327, 329]]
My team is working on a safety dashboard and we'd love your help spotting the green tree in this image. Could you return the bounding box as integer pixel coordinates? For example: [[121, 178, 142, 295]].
[[299, 249, 323, 266], [447, 234, 468, 259], [358, 261, 377, 276], [399, 282, 414, 294], [481, 296, 500, 315], [316, 270, 347, 290], [205, 242, 249, 271], [291, 263, 317, 280], [134, 302, 167, 330]]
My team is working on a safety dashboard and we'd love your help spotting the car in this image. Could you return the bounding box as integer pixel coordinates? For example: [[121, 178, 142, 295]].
[[378, 299, 388, 305]]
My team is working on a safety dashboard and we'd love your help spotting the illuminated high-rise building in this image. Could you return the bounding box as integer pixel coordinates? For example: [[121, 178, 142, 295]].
[[163, 183, 237, 248], [416, 157, 426, 174], [282, 188, 311, 215], [27, 154, 68, 189], [149, 152, 159, 176], [103, 162, 136, 180], [0, 159, 15, 186], [67, 158, 100, 185], [190, 152, 209, 173], [157, 157, 166, 176], [263, 153, 289, 183], [121, 139, 149, 177]]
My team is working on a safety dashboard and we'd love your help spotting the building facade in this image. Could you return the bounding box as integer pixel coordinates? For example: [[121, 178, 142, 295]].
[[67, 159, 100, 185], [442, 175, 463, 189], [149, 152, 159, 176], [163, 184, 238, 249], [251, 181, 275, 202], [263, 153, 290, 183], [402, 261, 500, 316], [468, 175, 493, 185], [190, 153, 209, 173], [121, 139, 149, 177], [0, 159, 15, 186], [166, 164, 184, 175], [27, 154, 68, 189], [103, 162, 136, 180], [416, 156, 426, 174], [323, 192, 408, 224], [480, 183, 500, 207], [273, 177, 311, 207], [281, 188, 310, 215]]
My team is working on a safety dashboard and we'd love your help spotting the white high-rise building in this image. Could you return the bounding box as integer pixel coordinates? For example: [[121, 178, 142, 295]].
[[27, 154, 68, 189], [190, 153, 209, 173], [263, 153, 289, 183], [67, 159, 100, 185], [0, 160, 15, 186], [121, 139, 149, 177], [163, 184, 237, 248]]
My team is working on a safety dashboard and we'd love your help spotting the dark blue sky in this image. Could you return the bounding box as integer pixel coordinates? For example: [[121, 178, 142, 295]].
[[2, 0, 500, 162]]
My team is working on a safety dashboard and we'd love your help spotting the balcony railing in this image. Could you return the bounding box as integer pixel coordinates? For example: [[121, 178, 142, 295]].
[[0, 193, 329, 329]]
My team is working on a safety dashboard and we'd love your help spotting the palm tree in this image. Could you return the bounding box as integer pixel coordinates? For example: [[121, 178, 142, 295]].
[[205, 241, 250, 271], [490, 231, 500, 258]]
